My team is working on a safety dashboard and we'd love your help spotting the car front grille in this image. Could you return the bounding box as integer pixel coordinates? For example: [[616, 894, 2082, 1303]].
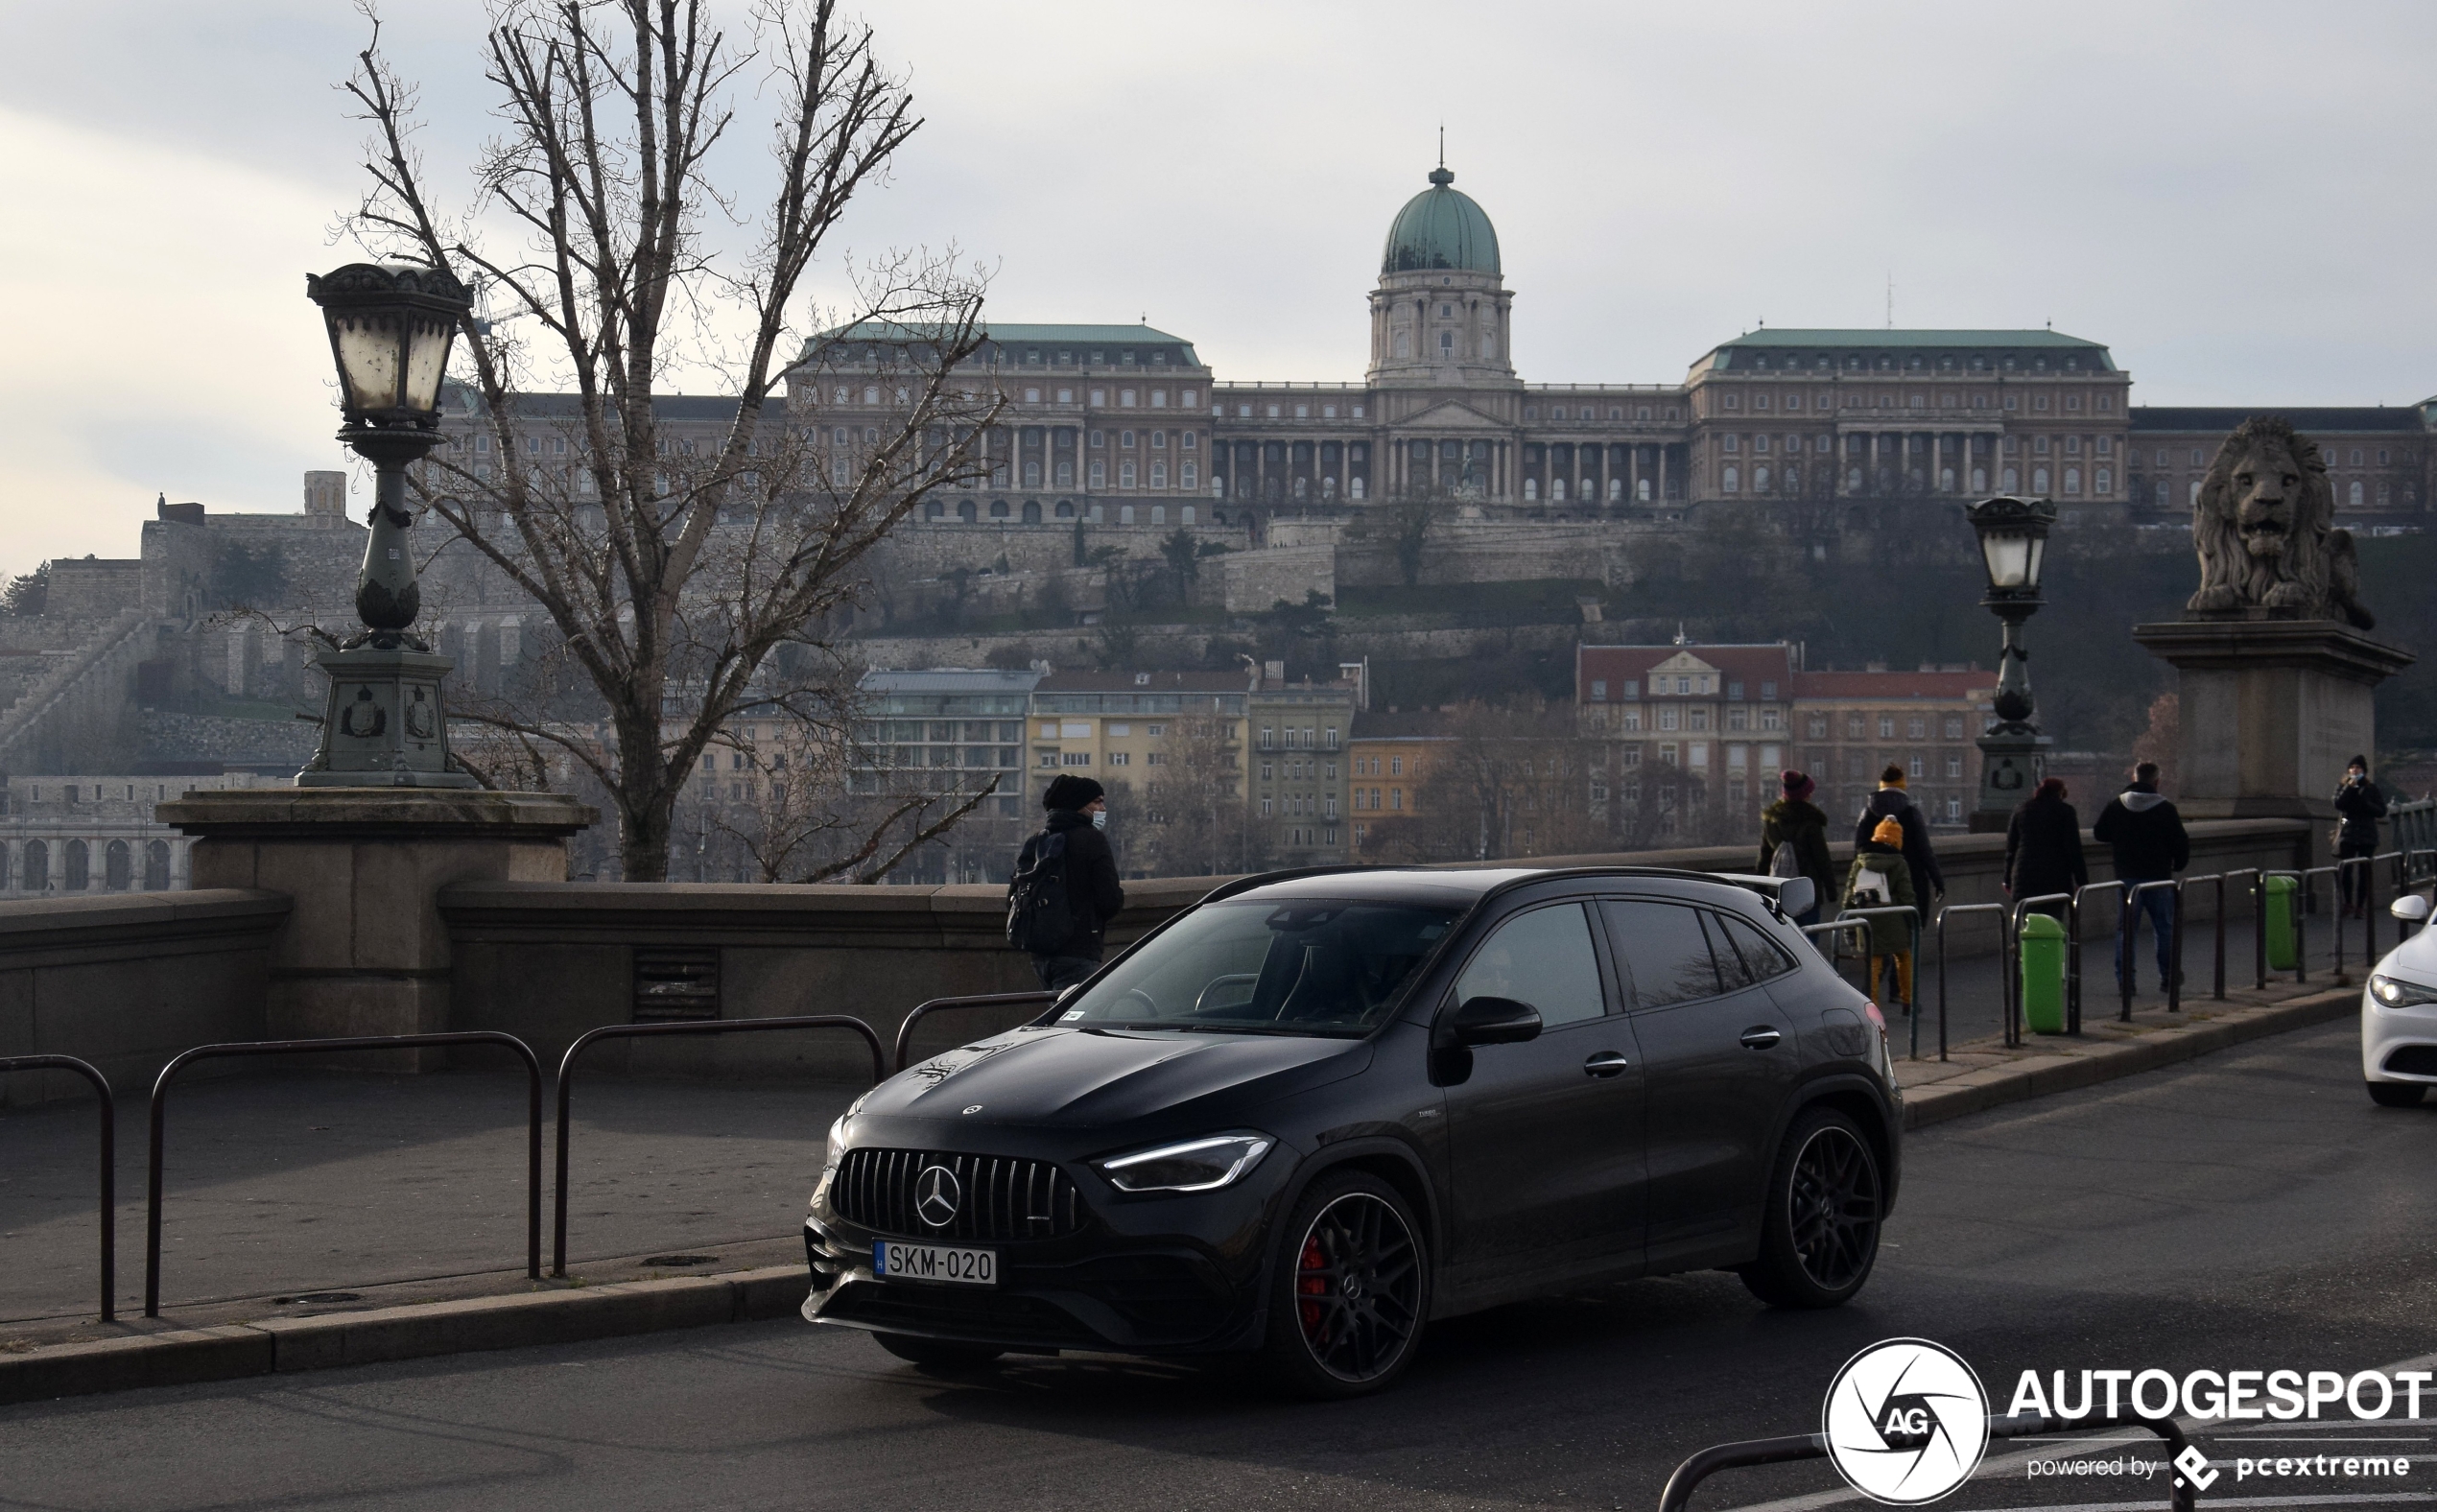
[[833, 1146, 1087, 1241]]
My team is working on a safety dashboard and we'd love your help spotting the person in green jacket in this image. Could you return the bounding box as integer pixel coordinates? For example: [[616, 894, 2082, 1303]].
[[1841, 815, 1918, 1007], [1756, 769, 1836, 925]]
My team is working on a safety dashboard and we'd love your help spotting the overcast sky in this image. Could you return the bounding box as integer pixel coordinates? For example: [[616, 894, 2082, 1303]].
[[4, 0, 2434, 579]]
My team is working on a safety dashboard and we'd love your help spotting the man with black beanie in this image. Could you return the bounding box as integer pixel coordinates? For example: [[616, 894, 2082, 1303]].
[[1013, 774, 1127, 990]]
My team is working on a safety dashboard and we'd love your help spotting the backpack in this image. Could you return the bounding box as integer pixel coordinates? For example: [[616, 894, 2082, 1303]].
[[1766, 835, 1805, 880], [1847, 864, 1892, 909], [1006, 829, 1075, 955]]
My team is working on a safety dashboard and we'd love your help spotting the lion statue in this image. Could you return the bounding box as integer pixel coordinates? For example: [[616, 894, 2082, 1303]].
[[2187, 415, 2374, 629]]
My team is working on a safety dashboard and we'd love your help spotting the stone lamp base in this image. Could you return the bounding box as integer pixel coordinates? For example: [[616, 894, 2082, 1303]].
[[296, 645, 480, 789], [158, 789, 597, 1064]]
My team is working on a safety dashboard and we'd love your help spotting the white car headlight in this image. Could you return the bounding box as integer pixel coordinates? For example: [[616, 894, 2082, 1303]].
[[822, 1114, 849, 1171], [2372, 973, 2437, 1009], [1095, 1134, 1274, 1194]]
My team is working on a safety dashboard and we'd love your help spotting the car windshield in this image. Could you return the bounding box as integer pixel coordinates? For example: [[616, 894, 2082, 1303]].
[[1059, 899, 1462, 1036]]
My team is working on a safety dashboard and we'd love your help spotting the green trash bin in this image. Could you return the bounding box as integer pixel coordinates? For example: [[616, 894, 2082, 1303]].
[[2264, 874, 2298, 971], [2019, 911, 2068, 1034]]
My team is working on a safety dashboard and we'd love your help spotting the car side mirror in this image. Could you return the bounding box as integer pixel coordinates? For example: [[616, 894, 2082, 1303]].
[[1775, 877, 1816, 919], [2392, 895, 2430, 924], [1451, 995, 1542, 1047]]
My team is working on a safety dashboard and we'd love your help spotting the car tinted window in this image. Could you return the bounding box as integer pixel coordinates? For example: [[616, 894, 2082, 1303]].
[[1060, 899, 1458, 1035], [1599, 899, 1722, 1008], [1453, 903, 1606, 1026], [1715, 910, 1799, 982], [1703, 911, 1756, 991]]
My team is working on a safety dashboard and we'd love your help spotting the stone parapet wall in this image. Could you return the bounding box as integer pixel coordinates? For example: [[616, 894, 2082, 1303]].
[[0, 889, 289, 1103]]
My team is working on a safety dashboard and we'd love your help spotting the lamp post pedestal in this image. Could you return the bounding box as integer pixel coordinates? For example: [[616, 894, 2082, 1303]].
[[297, 642, 478, 789], [1971, 726, 2050, 833]]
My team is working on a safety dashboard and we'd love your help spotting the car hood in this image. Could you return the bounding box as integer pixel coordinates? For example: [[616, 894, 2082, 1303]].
[[2378, 925, 2437, 984], [862, 1027, 1373, 1129]]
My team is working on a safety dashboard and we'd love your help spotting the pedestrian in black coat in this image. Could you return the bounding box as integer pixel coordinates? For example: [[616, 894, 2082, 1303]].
[[2335, 754, 2389, 916], [1855, 766, 1944, 909], [1014, 774, 1127, 990], [2004, 777, 2087, 918]]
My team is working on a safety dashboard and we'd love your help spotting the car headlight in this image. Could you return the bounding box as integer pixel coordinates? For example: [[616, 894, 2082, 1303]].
[[822, 1114, 849, 1171], [2372, 973, 2437, 1009], [1095, 1134, 1274, 1193]]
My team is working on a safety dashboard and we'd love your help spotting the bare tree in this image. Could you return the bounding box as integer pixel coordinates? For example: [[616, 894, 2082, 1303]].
[[703, 720, 1001, 884], [341, 1, 999, 879]]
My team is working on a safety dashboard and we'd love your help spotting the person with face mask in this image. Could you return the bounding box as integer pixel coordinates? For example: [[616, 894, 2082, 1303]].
[[1011, 774, 1127, 990]]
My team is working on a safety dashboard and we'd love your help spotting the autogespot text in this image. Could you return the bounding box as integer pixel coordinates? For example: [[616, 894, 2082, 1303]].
[[2008, 1366, 2435, 1421]]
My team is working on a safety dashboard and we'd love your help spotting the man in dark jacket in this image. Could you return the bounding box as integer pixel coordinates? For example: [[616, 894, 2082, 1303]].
[[1014, 774, 1128, 990], [2335, 754, 2389, 917], [1758, 769, 1835, 925], [1855, 766, 1943, 911], [2092, 762, 2189, 995], [2004, 776, 2087, 918]]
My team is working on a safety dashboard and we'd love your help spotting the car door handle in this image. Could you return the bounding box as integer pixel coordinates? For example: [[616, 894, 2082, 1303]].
[[1583, 1051, 1631, 1078], [1739, 1026, 1783, 1050]]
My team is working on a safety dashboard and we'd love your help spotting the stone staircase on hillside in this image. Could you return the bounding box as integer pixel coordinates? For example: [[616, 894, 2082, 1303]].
[[0, 608, 156, 772]]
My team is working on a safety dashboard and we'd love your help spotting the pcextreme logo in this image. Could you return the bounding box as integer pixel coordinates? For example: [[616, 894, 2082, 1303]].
[[1822, 1338, 1992, 1505]]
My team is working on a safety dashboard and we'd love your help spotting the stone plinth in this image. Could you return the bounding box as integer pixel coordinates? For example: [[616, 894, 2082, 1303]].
[[157, 789, 596, 1060], [2132, 618, 2414, 856]]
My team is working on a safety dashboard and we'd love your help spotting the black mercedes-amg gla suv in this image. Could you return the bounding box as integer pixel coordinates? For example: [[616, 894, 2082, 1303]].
[[803, 864, 1901, 1397]]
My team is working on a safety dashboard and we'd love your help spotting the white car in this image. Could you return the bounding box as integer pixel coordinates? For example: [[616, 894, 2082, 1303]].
[[2364, 895, 2437, 1106]]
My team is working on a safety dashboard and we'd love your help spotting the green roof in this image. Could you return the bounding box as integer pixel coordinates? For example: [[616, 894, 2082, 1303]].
[[1717, 328, 2107, 349], [1382, 166, 1502, 277], [1703, 328, 2118, 373]]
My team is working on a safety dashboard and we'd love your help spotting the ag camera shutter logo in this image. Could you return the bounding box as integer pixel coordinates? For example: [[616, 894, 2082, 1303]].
[[1823, 1338, 1991, 1504]]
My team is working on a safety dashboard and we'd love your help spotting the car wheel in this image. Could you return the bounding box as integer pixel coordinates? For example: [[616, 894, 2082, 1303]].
[[2368, 1081, 2427, 1108], [1256, 1170, 1429, 1399], [1739, 1107, 1883, 1309], [871, 1332, 1003, 1369]]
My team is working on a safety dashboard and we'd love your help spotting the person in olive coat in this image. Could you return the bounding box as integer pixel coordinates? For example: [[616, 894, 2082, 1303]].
[[1841, 816, 1919, 1008], [2004, 777, 2088, 919]]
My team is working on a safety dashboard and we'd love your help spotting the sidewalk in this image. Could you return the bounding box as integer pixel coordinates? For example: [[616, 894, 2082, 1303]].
[[1, 1071, 854, 1350]]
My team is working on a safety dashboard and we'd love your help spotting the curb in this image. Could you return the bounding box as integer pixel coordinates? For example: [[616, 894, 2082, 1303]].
[[1901, 987, 2358, 1131], [0, 1264, 808, 1407]]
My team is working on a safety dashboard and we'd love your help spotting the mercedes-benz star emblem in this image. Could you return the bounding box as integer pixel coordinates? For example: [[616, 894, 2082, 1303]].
[[1822, 1337, 1989, 1505], [914, 1164, 961, 1227]]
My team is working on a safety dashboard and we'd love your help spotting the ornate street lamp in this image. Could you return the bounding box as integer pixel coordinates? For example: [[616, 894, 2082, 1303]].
[[295, 262, 479, 788], [1964, 495, 2058, 830]]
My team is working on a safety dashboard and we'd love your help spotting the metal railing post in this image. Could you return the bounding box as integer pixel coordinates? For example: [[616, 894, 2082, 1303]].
[[2255, 866, 2268, 988], [1932, 903, 2005, 1063], [2167, 879, 2185, 1013], [2212, 871, 2230, 1000], [552, 1013, 887, 1278], [2068, 882, 2121, 1035], [0, 1054, 115, 1322], [893, 991, 1059, 1073], [146, 1031, 543, 1318]]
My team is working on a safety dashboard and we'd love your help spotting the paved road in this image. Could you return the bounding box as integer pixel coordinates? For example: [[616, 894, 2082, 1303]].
[[6, 1019, 2433, 1512]]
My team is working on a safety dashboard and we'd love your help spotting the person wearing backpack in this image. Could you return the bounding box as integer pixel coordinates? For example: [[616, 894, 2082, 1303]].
[[1756, 769, 1834, 926], [1007, 774, 1126, 991], [1841, 815, 1918, 1010]]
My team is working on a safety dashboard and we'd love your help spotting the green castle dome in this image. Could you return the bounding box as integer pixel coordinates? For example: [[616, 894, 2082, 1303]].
[[1381, 165, 1502, 277]]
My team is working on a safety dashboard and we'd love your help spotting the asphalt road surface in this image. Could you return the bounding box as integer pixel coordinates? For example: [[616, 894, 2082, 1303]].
[[7, 1017, 2435, 1512]]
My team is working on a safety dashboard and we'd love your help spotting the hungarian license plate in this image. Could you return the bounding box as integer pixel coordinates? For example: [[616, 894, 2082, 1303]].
[[873, 1240, 997, 1287]]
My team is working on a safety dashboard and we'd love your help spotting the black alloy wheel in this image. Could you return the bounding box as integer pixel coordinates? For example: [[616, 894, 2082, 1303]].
[[1258, 1171, 1428, 1398], [1740, 1108, 1883, 1309]]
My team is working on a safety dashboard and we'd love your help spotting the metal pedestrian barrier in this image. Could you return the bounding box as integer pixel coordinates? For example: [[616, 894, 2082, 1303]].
[[1831, 905, 1921, 1043], [1799, 917, 1872, 997], [552, 1013, 887, 1277], [0, 1054, 115, 1321], [1656, 1409, 2198, 1512], [1932, 903, 2006, 1062], [2065, 881, 2121, 1034], [146, 1031, 544, 1318], [2124, 879, 2184, 1020], [2220, 866, 2267, 990], [894, 991, 1058, 1073]]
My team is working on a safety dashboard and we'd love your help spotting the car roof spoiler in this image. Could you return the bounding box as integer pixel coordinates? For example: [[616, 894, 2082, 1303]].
[[1195, 863, 1813, 922]]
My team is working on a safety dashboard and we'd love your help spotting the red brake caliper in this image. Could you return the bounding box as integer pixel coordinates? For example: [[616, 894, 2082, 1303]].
[[1297, 1235, 1329, 1334]]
